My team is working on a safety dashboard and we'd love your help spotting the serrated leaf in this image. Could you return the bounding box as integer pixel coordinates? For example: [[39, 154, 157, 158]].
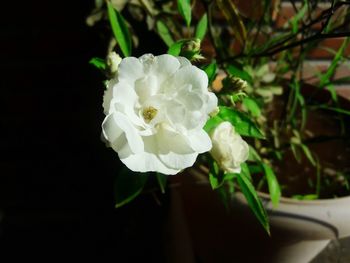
[[107, 1, 132, 57], [89, 57, 106, 70], [243, 97, 261, 117], [236, 172, 270, 234], [195, 14, 207, 40], [168, 40, 185, 55], [177, 0, 192, 27], [156, 20, 175, 47], [218, 106, 265, 139], [203, 62, 217, 84], [262, 163, 281, 208], [114, 168, 149, 208]]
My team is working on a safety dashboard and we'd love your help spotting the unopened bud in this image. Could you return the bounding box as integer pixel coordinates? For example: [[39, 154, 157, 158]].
[[107, 52, 122, 75], [180, 38, 203, 61]]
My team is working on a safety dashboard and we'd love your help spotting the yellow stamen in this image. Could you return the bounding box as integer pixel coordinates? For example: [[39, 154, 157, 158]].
[[142, 106, 158, 123]]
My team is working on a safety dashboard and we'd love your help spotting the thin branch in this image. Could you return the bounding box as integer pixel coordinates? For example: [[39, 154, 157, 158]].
[[221, 1, 350, 61]]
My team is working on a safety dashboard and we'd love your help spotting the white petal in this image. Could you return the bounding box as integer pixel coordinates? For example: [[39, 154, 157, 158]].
[[156, 125, 197, 170], [176, 56, 191, 68], [112, 80, 144, 127], [134, 75, 158, 104], [113, 112, 144, 154], [120, 151, 180, 175], [102, 84, 114, 114], [188, 130, 212, 153], [158, 151, 197, 170], [166, 100, 186, 125], [177, 87, 204, 111], [120, 134, 180, 175], [206, 92, 218, 114], [155, 54, 181, 83], [102, 113, 123, 143], [165, 65, 208, 94], [118, 57, 144, 82], [227, 166, 241, 174], [184, 111, 206, 130]]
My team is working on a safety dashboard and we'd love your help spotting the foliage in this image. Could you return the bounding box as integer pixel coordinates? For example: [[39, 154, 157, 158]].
[[88, 0, 350, 233]]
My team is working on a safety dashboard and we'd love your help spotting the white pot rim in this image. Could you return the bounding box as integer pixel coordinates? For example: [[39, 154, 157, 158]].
[[258, 191, 350, 205]]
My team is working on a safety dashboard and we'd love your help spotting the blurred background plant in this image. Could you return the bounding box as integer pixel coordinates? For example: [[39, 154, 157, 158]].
[[88, 0, 350, 232]]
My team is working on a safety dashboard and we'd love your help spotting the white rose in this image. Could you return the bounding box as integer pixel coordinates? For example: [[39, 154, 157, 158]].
[[102, 54, 218, 175], [210, 121, 249, 173]]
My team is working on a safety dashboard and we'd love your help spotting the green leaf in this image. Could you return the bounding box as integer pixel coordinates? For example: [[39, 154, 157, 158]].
[[156, 173, 167, 194], [107, 1, 132, 57], [218, 106, 265, 139], [202, 62, 217, 84], [114, 168, 149, 208], [243, 97, 261, 117], [248, 164, 263, 174], [241, 163, 252, 181], [227, 64, 253, 84], [177, 0, 192, 27], [157, 20, 175, 47], [301, 144, 316, 166], [195, 14, 207, 40], [292, 194, 318, 200], [291, 143, 302, 163], [290, 1, 308, 33], [262, 163, 281, 208], [204, 116, 222, 134], [320, 38, 350, 88], [316, 105, 350, 116], [168, 40, 185, 56], [89, 57, 106, 70], [248, 145, 262, 162], [209, 161, 223, 189], [236, 172, 270, 234]]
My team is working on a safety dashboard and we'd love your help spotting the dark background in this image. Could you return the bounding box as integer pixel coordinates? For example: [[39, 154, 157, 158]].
[[0, 1, 168, 260]]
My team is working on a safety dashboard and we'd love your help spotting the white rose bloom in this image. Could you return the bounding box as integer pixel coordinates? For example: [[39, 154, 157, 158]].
[[210, 122, 249, 173], [102, 54, 218, 175]]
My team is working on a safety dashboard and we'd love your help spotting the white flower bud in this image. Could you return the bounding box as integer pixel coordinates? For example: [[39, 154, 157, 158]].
[[107, 52, 122, 75], [210, 122, 249, 173]]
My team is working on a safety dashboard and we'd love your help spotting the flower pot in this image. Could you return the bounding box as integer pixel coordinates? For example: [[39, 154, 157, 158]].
[[166, 170, 350, 263], [236, 192, 350, 262]]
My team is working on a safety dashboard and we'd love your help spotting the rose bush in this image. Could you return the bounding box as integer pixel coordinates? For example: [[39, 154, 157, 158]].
[[210, 121, 249, 173], [102, 54, 218, 175]]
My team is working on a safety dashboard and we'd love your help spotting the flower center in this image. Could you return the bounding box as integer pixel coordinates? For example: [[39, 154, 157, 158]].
[[142, 106, 158, 123]]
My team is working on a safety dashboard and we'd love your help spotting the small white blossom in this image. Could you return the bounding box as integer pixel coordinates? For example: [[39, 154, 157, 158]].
[[210, 122, 249, 173], [102, 54, 218, 175]]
